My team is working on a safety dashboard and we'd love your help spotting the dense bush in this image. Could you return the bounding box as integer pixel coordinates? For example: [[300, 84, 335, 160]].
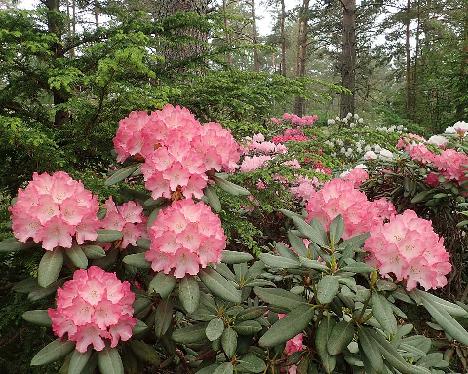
[[1, 105, 467, 374]]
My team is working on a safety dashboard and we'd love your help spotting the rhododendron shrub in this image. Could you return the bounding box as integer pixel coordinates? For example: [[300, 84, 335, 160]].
[[48, 266, 136, 353], [4, 107, 468, 373]]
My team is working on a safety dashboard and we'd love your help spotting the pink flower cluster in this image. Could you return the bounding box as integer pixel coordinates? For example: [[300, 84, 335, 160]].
[[306, 179, 395, 239], [290, 176, 320, 202], [272, 128, 308, 144], [10, 172, 99, 251], [48, 266, 136, 353], [145, 199, 226, 278], [114, 105, 241, 200], [101, 198, 146, 249], [404, 142, 468, 183], [281, 113, 318, 126], [340, 166, 369, 188], [364, 210, 451, 290], [240, 133, 287, 172], [240, 155, 272, 172]]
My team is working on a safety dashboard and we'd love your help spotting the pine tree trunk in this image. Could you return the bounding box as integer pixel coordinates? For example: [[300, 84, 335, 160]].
[[405, 0, 412, 119], [280, 0, 286, 76], [251, 0, 260, 71], [340, 0, 356, 118], [222, 0, 232, 65], [154, 0, 209, 67], [293, 0, 310, 116], [456, 0, 468, 119]]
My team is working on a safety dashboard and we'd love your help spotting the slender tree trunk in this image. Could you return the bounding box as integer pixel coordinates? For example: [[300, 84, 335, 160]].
[[94, 0, 99, 27], [405, 0, 412, 119], [456, 0, 468, 119], [293, 0, 310, 116], [340, 0, 356, 118], [251, 0, 260, 71], [222, 0, 232, 65], [280, 0, 286, 76], [70, 0, 76, 57], [411, 0, 420, 119], [46, 0, 69, 127]]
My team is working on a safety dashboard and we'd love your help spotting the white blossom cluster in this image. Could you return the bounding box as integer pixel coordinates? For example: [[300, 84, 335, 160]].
[[327, 113, 364, 128], [375, 125, 407, 133], [445, 121, 468, 137]]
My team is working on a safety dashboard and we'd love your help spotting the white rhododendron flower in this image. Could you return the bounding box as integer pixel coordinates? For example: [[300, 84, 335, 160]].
[[427, 135, 448, 147]]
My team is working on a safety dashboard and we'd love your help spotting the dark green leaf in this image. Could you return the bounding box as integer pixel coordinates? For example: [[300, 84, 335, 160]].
[[327, 320, 355, 355], [122, 252, 150, 268], [68, 350, 92, 374], [148, 272, 176, 299], [221, 327, 237, 357], [206, 317, 225, 341], [30, 339, 74, 366], [253, 287, 307, 310], [65, 245, 88, 269], [179, 276, 200, 313], [22, 310, 51, 327], [38, 248, 63, 288], [199, 268, 241, 303], [154, 300, 173, 337], [316, 276, 340, 304], [221, 250, 254, 264], [97, 348, 124, 374], [104, 165, 139, 186]]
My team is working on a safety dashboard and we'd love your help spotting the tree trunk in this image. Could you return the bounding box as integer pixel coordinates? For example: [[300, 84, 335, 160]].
[[340, 0, 356, 118], [411, 0, 420, 119], [154, 0, 209, 67], [46, 0, 69, 127], [456, 0, 468, 119], [405, 0, 412, 119], [293, 0, 310, 116], [251, 0, 260, 71], [280, 0, 286, 76], [94, 0, 99, 27], [222, 0, 232, 65]]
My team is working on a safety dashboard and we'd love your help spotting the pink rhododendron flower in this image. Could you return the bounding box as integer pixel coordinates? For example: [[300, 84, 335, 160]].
[[240, 155, 272, 172], [283, 159, 301, 169], [432, 149, 468, 182], [306, 179, 385, 239], [271, 117, 282, 124], [407, 144, 436, 165], [364, 210, 451, 290], [256, 180, 267, 190], [145, 199, 226, 278], [114, 105, 240, 200], [10, 172, 99, 250], [370, 198, 397, 221], [290, 176, 319, 202], [100, 198, 146, 249], [48, 266, 136, 353], [272, 128, 308, 143], [425, 172, 440, 187], [341, 166, 369, 187]]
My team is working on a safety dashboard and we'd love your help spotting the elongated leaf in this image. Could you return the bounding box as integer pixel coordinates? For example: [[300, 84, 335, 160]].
[[358, 328, 384, 373], [22, 310, 51, 327], [237, 353, 266, 373], [327, 321, 355, 355], [129, 340, 160, 365], [299, 256, 328, 271], [259, 253, 299, 269], [372, 293, 397, 335], [0, 237, 34, 253], [122, 252, 150, 268], [275, 242, 298, 260], [68, 350, 92, 374], [341, 262, 375, 273], [205, 185, 221, 212], [82, 245, 106, 259], [221, 250, 254, 264], [287, 232, 308, 257], [316, 276, 340, 304], [329, 215, 344, 244], [65, 245, 88, 269], [96, 229, 123, 243], [97, 348, 124, 374], [237, 306, 266, 321], [38, 248, 63, 288], [206, 317, 225, 341], [253, 287, 307, 310], [154, 300, 173, 337], [104, 165, 139, 186], [221, 327, 237, 357], [315, 317, 336, 373], [258, 304, 314, 347], [199, 268, 241, 303], [172, 323, 208, 344], [411, 289, 468, 318], [419, 293, 468, 345], [148, 272, 176, 299], [28, 281, 61, 301], [179, 276, 200, 313], [291, 216, 328, 247], [233, 320, 262, 335], [410, 190, 432, 203], [214, 362, 233, 374], [213, 176, 250, 196], [132, 319, 148, 335], [30, 339, 74, 366]]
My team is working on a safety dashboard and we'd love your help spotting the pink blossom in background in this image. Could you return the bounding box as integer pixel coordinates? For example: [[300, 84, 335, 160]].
[[100, 198, 146, 249], [406, 143, 436, 165], [283, 159, 301, 169], [270, 117, 282, 124], [272, 128, 308, 143], [48, 266, 136, 353], [115, 105, 240, 200], [10, 172, 100, 250], [240, 155, 272, 172], [364, 210, 451, 290], [145, 199, 226, 278], [370, 198, 397, 221], [305, 179, 386, 239], [432, 149, 468, 183], [277, 313, 305, 355], [290, 176, 319, 202], [341, 166, 369, 188], [256, 180, 267, 190]]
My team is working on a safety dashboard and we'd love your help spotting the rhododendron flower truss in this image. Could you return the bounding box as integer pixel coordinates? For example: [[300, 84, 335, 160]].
[[364, 210, 451, 290], [112, 104, 241, 200], [10, 171, 100, 250], [48, 266, 136, 353], [145, 199, 226, 278], [100, 198, 146, 249]]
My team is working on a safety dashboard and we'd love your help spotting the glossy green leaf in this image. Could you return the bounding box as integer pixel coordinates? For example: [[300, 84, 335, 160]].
[[206, 318, 225, 341], [0, 237, 34, 253], [68, 350, 92, 374], [213, 176, 250, 196], [22, 310, 51, 327], [104, 165, 139, 186], [371, 293, 397, 335], [154, 300, 173, 337], [299, 256, 328, 271], [221, 250, 254, 264], [65, 245, 88, 269], [172, 323, 208, 344], [199, 268, 241, 303], [81, 245, 106, 259], [38, 248, 63, 288], [221, 327, 237, 357], [316, 276, 340, 304], [96, 229, 123, 243], [253, 287, 307, 310], [179, 276, 200, 313], [148, 272, 176, 299], [129, 340, 160, 365], [329, 215, 344, 244], [97, 348, 124, 374], [132, 319, 148, 335], [327, 320, 355, 355], [205, 185, 221, 212], [358, 328, 384, 373], [213, 362, 233, 374], [233, 320, 262, 335], [30, 339, 74, 366], [315, 317, 336, 373], [237, 353, 266, 373], [259, 253, 300, 268], [122, 252, 150, 268]]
